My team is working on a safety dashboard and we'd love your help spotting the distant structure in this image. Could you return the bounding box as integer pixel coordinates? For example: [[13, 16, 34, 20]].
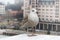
[[0, 2, 5, 14], [0, 2, 5, 20], [24, 0, 60, 34], [5, 3, 23, 21], [15, 0, 23, 7]]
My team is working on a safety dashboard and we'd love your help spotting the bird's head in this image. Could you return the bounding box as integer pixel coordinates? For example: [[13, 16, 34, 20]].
[[31, 8, 37, 13]]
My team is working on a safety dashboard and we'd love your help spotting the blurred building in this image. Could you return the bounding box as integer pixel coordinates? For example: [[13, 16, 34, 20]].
[[23, 0, 30, 18], [5, 4, 23, 20], [24, 0, 60, 33], [14, 0, 24, 20], [24, 0, 60, 22], [0, 3, 5, 14], [0, 2, 5, 20]]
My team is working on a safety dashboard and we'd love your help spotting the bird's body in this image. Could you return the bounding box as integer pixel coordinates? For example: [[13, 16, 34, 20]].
[[20, 8, 39, 28], [28, 10, 39, 27], [20, 8, 39, 36]]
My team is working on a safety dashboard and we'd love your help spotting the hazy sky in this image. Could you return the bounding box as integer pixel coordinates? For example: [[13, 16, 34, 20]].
[[0, 0, 15, 4]]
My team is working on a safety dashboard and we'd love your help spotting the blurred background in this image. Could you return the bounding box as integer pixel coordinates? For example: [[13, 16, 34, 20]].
[[0, 0, 25, 38], [0, 0, 24, 26]]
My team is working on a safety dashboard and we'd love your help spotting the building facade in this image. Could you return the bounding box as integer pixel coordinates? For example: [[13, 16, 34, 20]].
[[0, 3, 5, 20], [24, 0, 60, 34], [0, 4, 5, 14]]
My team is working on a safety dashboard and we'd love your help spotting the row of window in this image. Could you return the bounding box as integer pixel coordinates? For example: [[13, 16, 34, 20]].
[[36, 5, 59, 8], [36, 5, 54, 7], [39, 18, 59, 22], [38, 2, 55, 5], [38, 12, 56, 14], [36, 23, 60, 32], [38, 0, 55, 1], [37, 0, 59, 5], [29, 0, 59, 4], [37, 12, 54, 14], [37, 9, 54, 11], [38, 15, 59, 18], [37, 1, 55, 5]]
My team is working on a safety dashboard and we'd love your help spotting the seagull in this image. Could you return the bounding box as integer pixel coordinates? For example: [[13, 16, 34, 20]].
[[20, 8, 39, 35]]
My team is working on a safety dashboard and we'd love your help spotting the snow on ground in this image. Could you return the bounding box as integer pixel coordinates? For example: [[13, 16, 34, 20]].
[[0, 34, 60, 40], [0, 35, 9, 38]]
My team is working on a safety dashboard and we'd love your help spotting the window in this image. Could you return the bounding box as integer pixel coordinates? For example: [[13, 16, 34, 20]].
[[48, 24, 52, 31], [32, 3, 35, 4], [55, 13, 59, 15], [51, 13, 53, 14], [42, 9, 45, 11], [46, 18, 48, 21], [55, 16, 59, 18], [46, 12, 49, 14], [40, 24, 43, 30], [36, 12, 38, 14], [38, 15, 40, 17], [46, 9, 49, 11], [38, 0, 55, 5], [56, 3, 59, 4], [42, 15, 44, 17], [50, 9, 53, 11], [39, 5, 41, 7], [50, 16, 52, 17], [36, 23, 39, 29], [46, 5, 49, 7], [44, 24, 47, 30], [50, 19, 52, 21], [55, 9, 59, 12], [36, 5, 38, 7], [53, 25, 56, 31], [32, 6, 35, 8], [38, 9, 41, 10], [55, 19, 58, 22], [27, 11, 30, 13], [50, 6, 53, 8], [42, 5, 45, 7], [56, 6, 59, 8], [57, 25, 60, 32], [46, 16, 48, 17], [42, 18, 44, 20], [42, 12, 45, 14]]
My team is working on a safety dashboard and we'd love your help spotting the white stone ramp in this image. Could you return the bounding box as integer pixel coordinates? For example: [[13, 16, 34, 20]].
[[0, 34, 60, 40]]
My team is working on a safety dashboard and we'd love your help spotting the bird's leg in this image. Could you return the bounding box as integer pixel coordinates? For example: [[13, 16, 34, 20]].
[[33, 27, 35, 33], [27, 27, 28, 34], [31, 27, 35, 36], [28, 27, 37, 36]]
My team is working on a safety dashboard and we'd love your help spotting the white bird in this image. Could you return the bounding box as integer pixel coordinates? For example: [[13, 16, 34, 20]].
[[28, 8, 39, 27], [20, 8, 39, 35]]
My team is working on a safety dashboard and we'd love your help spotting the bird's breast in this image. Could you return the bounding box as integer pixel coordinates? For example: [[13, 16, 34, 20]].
[[28, 13, 39, 26]]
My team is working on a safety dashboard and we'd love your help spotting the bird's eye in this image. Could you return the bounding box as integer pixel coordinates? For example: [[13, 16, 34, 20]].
[[32, 10, 34, 12]]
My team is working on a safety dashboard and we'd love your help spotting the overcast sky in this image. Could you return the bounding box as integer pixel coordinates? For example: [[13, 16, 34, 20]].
[[0, 0, 15, 4]]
